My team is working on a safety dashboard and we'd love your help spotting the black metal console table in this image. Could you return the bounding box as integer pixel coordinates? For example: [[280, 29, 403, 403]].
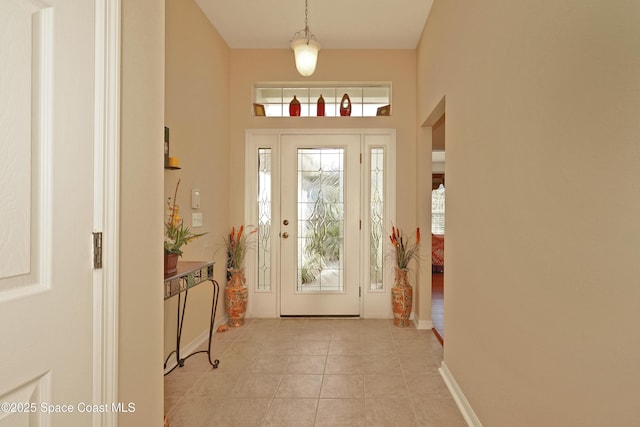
[[164, 260, 220, 375]]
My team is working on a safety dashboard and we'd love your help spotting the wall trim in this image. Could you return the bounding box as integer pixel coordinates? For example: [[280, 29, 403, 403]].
[[439, 361, 483, 427], [414, 316, 433, 330], [92, 1, 120, 426], [93, 0, 121, 426]]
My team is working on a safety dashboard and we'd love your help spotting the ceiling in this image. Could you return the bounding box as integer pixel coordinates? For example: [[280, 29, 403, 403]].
[[194, 0, 434, 50]]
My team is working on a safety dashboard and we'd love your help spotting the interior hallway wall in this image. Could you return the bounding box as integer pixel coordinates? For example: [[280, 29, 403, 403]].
[[120, 0, 165, 424], [417, 1, 640, 425], [164, 0, 232, 358]]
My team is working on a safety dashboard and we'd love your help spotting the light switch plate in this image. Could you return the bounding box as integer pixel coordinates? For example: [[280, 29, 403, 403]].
[[191, 188, 201, 209], [192, 212, 203, 227]]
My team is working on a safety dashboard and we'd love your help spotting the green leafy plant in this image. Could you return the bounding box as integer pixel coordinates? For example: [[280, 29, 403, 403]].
[[164, 179, 206, 256]]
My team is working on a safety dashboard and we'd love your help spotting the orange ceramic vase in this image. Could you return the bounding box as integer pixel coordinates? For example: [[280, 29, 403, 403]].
[[391, 268, 413, 327], [225, 268, 248, 327]]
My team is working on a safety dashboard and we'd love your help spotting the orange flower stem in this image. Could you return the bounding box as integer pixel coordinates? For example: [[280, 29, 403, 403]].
[[170, 179, 181, 227]]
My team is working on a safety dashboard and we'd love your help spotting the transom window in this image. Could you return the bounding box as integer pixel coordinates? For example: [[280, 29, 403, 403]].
[[254, 83, 391, 117]]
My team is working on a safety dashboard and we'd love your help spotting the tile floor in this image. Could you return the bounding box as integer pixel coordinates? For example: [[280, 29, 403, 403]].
[[164, 318, 467, 427]]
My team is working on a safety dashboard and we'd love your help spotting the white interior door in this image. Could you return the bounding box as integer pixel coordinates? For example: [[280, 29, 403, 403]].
[[0, 1, 96, 425], [280, 135, 361, 316]]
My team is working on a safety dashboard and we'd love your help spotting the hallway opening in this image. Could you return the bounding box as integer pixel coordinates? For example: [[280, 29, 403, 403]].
[[431, 114, 445, 342]]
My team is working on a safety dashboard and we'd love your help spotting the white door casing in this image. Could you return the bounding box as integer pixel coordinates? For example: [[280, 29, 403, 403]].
[[280, 134, 361, 316], [244, 129, 396, 319], [0, 0, 118, 425]]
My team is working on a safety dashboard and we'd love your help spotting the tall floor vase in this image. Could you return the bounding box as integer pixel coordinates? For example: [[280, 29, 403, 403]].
[[225, 268, 248, 327], [391, 268, 413, 327]]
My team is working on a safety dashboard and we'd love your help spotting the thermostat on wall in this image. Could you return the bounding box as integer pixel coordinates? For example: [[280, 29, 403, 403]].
[[191, 189, 201, 209]]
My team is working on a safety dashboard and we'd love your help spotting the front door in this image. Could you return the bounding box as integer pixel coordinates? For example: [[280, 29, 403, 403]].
[[0, 1, 97, 425], [280, 134, 361, 315]]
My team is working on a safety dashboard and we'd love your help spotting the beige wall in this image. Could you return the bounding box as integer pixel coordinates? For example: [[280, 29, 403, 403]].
[[119, 0, 165, 424], [229, 49, 417, 225], [228, 49, 426, 318], [164, 0, 231, 357], [418, 1, 640, 425]]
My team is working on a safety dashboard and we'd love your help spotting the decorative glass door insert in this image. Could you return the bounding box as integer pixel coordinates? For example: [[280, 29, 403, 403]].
[[297, 148, 344, 292], [281, 135, 360, 315]]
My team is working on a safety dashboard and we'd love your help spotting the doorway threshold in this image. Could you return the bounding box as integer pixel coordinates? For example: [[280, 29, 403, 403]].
[[280, 315, 360, 318]]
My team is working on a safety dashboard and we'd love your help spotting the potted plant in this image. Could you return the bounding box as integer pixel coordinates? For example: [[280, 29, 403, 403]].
[[164, 179, 206, 275], [389, 226, 420, 327], [223, 225, 257, 327]]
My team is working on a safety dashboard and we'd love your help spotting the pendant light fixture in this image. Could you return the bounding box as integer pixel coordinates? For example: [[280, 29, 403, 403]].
[[291, 0, 320, 77]]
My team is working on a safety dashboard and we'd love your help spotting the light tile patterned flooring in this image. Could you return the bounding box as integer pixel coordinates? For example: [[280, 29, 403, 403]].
[[164, 318, 466, 427]]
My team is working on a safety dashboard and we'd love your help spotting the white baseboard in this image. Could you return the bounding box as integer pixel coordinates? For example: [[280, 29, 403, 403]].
[[439, 361, 483, 427], [163, 315, 228, 374], [414, 318, 434, 330], [412, 312, 434, 330]]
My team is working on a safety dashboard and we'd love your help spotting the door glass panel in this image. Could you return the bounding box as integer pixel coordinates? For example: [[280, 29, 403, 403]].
[[257, 148, 271, 291], [370, 148, 384, 291], [297, 148, 344, 292]]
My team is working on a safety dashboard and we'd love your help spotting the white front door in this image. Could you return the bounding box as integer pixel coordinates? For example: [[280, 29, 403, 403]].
[[0, 1, 97, 425], [246, 130, 396, 319], [280, 135, 361, 316]]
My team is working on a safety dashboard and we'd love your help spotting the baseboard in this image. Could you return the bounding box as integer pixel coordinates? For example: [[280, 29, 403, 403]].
[[163, 315, 228, 374], [409, 311, 433, 329], [412, 312, 434, 330], [439, 361, 483, 427], [415, 319, 434, 330]]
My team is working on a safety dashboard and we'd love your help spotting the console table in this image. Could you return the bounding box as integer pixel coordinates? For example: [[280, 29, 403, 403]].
[[164, 260, 220, 375]]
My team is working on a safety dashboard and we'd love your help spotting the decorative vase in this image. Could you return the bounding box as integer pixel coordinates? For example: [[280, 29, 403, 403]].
[[391, 268, 413, 327], [317, 94, 325, 116], [164, 253, 179, 276], [289, 95, 301, 116], [225, 268, 248, 327], [339, 93, 352, 116]]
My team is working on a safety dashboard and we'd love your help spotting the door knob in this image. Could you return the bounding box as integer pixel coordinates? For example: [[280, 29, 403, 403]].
[[282, 232, 289, 239], [283, 219, 289, 226]]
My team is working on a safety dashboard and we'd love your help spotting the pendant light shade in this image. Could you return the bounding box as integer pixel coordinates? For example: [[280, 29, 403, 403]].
[[291, 0, 320, 77], [291, 38, 320, 77]]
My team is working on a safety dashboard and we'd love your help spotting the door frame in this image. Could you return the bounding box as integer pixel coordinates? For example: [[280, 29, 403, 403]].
[[244, 129, 396, 319], [93, 1, 120, 425], [279, 135, 361, 316]]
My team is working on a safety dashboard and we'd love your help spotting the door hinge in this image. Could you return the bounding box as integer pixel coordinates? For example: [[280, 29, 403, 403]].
[[359, 219, 362, 230], [93, 232, 103, 269], [360, 153, 363, 164], [359, 286, 362, 297]]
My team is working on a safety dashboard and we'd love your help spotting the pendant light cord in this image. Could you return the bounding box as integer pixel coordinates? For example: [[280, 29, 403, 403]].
[[304, 0, 310, 40]]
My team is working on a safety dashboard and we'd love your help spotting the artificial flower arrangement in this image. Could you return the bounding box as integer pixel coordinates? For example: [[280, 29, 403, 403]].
[[164, 179, 206, 256], [389, 225, 421, 270], [223, 225, 258, 270], [389, 225, 421, 327]]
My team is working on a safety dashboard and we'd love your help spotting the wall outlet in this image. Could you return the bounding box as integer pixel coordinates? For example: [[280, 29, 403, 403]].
[[192, 212, 203, 227]]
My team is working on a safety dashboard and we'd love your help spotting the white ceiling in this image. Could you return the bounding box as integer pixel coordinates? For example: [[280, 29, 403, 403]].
[[195, 0, 433, 49]]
